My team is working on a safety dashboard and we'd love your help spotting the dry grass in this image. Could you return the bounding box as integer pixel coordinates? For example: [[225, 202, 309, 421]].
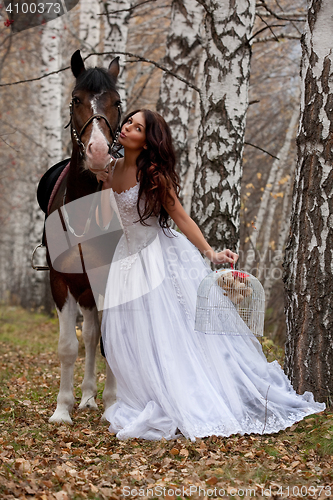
[[0, 305, 332, 499]]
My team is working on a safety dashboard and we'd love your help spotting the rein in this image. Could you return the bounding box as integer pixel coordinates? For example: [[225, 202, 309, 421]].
[[61, 183, 102, 238], [64, 98, 121, 158], [60, 98, 122, 237]]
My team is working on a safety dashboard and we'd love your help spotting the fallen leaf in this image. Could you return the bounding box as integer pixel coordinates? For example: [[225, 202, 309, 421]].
[[90, 482, 99, 493], [206, 476, 218, 485], [15, 458, 32, 473], [54, 492, 69, 500]]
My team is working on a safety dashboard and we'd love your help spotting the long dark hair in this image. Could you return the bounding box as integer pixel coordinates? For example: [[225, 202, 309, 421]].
[[121, 109, 181, 230]]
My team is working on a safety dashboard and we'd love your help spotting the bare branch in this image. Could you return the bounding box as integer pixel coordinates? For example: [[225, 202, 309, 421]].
[[0, 51, 200, 93], [248, 24, 285, 44], [249, 99, 260, 105], [252, 33, 300, 44], [0, 135, 21, 153], [244, 141, 280, 160], [256, 12, 280, 42], [0, 65, 70, 87], [256, 1, 305, 22], [0, 118, 44, 148], [101, 0, 158, 16]]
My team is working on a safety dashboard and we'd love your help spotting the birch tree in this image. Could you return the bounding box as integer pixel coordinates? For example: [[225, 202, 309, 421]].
[[244, 100, 299, 277], [24, 17, 64, 308], [78, 0, 100, 67], [102, 0, 131, 108], [191, 0, 256, 252], [157, 0, 204, 213], [41, 18, 63, 165], [284, 0, 333, 403]]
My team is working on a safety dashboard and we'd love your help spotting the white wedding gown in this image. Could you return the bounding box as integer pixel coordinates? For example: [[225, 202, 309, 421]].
[[101, 183, 325, 441]]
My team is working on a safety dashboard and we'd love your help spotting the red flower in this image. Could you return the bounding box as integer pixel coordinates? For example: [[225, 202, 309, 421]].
[[4, 19, 14, 27], [232, 270, 248, 280]]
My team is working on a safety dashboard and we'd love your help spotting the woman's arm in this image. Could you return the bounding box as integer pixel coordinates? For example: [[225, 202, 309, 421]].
[[164, 189, 238, 265]]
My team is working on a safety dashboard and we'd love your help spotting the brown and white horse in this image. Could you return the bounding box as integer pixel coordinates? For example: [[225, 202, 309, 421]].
[[46, 50, 121, 423]]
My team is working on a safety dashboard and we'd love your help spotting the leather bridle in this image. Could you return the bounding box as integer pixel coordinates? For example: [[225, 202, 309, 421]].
[[65, 98, 122, 158]]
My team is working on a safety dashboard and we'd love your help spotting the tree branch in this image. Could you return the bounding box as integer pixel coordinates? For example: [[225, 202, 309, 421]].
[[101, 0, 158, 16], [0, 51, 201, 93], [0, 118, 44, 148], [252, 33, 300, 43], [248, 24, 285, 44], [256, 1, 305, 22], [244, 141, 279, 160], [256, 12, 280, 42]]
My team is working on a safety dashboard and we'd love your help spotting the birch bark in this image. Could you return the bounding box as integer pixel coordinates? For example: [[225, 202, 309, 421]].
[[41, 18, 63, 165], [26, 17, 64, 308], [157, 0, 204, 213], [284, 0, 333, 403], [191, 0, 256, 252], [102, 0, 131, 108], [79, 0, 101, 67]]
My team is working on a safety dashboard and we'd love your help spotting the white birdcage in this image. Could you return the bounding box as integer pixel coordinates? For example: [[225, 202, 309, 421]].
[[195, 268, 265, 337]]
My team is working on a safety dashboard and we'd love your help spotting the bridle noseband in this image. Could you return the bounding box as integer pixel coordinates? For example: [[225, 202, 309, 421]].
[[65, 98, 121, 158]]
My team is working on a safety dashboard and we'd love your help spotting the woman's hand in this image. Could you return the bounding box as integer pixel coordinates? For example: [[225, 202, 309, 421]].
[[208, 249, 239, 266], [96, 168, 109, 183]]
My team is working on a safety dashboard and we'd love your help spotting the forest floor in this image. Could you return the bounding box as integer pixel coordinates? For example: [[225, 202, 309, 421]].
[[0, 305, 332, 500]]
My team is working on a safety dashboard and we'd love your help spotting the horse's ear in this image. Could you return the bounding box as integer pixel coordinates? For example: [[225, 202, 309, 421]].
[[71, 50, 85, 78], [108, 57, 120, 80]]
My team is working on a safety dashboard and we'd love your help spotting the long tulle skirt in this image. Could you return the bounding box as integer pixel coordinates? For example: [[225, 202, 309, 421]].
[[102, 230, 325, 441]]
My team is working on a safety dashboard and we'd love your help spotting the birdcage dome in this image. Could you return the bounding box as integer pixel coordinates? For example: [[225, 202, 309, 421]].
[[195, 268, 265, 337]]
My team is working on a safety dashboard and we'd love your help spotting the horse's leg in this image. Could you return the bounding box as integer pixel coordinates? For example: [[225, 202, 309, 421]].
[[101, 361, 117, 420], [49, 292, 78, 424], [78, 306, 100, 410]]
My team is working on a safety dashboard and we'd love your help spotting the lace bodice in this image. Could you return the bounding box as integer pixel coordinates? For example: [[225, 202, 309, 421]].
[[110, 182, 161, 258]]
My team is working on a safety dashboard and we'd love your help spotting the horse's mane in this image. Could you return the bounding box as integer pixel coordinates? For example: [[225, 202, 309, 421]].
[[73, 67, 118, 93]]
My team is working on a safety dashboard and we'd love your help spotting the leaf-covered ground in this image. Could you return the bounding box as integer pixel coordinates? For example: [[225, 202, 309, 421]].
[[0, 305, 332, 500]]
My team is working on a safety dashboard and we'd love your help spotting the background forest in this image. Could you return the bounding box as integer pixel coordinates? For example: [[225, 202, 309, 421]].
[[1, 2, 333, 498], [0, 0, 304, 345]]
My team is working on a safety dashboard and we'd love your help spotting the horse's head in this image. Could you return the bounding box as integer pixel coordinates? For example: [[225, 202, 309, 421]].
[[69, 50, 121, 174]]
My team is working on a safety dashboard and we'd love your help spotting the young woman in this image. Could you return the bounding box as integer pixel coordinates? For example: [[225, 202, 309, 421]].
[[96, 109, 325, 441]]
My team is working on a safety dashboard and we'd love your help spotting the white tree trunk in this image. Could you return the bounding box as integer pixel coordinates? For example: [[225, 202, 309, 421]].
[[263, 160, 296, 304], [102, 0, 131, 108], [284, 0, 333, 403], [250, 102, 300, 279], [157, 0, 204, 213], [79, 0, 101, 67], [25, 17, 65, 308], [41, 18, 63, 165], [191, 0, 256, 252]]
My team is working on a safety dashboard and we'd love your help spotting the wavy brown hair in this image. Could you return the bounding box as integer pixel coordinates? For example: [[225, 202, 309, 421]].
[[121, 109, 181, 230]]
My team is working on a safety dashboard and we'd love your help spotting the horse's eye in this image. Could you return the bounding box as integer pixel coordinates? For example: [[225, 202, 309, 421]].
[[115, 100, 122, 108], [72, 97, 80, 105]]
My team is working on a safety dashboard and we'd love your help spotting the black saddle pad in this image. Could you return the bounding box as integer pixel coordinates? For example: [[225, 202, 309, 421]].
[[37, 158, 70, 214]]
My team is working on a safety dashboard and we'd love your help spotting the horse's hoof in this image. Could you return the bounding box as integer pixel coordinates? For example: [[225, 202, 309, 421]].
[[79, 398, 98, 411], [101, 411, 109, 422], [49, 409, 73, 424]]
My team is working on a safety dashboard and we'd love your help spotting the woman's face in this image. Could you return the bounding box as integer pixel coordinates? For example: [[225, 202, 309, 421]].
[[119, 112, 147, 152]]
